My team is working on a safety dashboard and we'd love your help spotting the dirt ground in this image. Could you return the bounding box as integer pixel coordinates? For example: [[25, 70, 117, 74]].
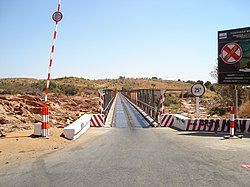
[[0, 128, 71, 169], [0, 127, 111, 170]]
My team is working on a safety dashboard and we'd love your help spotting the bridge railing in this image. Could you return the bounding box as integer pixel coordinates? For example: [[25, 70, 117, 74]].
[[98, 89, 117, 118], [122, 89, 163, 122], [103, 89, 116, 116]]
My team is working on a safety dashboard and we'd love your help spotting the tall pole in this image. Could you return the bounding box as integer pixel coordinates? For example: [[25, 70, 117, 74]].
[[44, 0, 63, 102], [41, 0, 63, 137], [234, 85, 238, 118]]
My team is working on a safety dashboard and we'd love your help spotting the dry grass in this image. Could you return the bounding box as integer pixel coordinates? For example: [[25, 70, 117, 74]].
[[238, 102, 250, 118]]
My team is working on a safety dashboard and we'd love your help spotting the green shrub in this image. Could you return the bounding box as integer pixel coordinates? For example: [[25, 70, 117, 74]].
[[164, 94, 179, 106], [60, 84, 78, 95], [182, 91, 193, 98], [208, 106, 227, 116]]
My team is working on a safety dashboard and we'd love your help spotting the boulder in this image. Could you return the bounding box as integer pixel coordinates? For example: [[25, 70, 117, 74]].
[[0, 116, 8, 124]]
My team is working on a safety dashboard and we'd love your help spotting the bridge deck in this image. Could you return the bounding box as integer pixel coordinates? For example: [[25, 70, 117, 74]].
[[113, 93, 150, 128]]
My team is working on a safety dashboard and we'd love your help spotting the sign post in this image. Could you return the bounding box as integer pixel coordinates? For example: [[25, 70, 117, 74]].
[[195, 97, 200, 118], [191, 83, 206, 118]]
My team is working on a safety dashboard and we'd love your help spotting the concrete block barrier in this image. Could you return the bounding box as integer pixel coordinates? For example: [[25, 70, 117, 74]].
[[161, 114, 250, 134], [33, 122, 42, 136], [160, 114, 175, 127], [186, 119, 227, 132], [160, 114, 189, 130], [63, 114, 91, 140], [186, 118, 250, 133], [173, 114, 190, 130], [236, 119, 250, 133]]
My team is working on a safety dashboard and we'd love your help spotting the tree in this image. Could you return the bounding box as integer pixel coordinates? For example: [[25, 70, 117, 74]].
[[204, 81, 215, 91], [119, 76, 125, 80], [197, 80, 204, 85], [204, 81, 211, 88], [186, 80, 195, 84]]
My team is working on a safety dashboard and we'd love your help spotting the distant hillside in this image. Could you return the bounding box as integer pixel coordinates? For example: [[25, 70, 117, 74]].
[[0, 77, 218, 100], [0, 76, 211, 97]]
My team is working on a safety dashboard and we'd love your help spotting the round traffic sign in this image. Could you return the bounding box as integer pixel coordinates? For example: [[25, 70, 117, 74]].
[[220, 43, 242, 64], [52, 11, 63, 22], [191, 83, 205, 97]]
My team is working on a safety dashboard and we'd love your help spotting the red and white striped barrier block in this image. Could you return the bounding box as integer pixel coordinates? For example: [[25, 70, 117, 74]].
[[161, 114, 250, 134], [91, 114, 105, 127], [160, 114, 175, 127], [161, 114, 189, 130], [185, 118, 250, 133], [185, 119, 227, 132], [236, 119, 250, 133], [185, 119, 250, 133]]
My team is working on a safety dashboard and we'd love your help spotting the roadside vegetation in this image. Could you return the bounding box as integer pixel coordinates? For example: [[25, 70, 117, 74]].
[[0, 76, 249, 134]]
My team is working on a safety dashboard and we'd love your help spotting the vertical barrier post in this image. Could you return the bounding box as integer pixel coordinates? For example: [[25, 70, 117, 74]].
[[41, 0, 63, 137], [135, 91, 138, 105], [98, 89, 105, 114], [234, 86, 238, 117], [158, 90, 165, 123], [41, 104, 49, 137], [230, 106, 235, 137], [154, 105, 157, 121]]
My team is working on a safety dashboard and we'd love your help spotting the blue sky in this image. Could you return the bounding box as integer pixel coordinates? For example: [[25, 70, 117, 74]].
[[0, 0, 249, 82]]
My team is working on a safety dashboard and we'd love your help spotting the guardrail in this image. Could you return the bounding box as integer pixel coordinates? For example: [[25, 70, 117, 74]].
[[122, 89, 163, 122], [98, 89, 117, 121], [103, 96, 115, 117]]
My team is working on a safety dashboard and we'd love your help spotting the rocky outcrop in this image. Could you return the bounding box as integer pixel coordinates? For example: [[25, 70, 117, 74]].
[[0, 94, 98, 133]]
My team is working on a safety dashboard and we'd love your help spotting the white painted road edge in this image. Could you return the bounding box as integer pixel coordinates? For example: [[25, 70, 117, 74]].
[[63, 114, 92, 140], [105, 94, 118, 127]]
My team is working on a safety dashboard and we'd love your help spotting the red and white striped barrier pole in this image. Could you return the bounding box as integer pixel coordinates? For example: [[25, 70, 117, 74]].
[[230, 106, 235, 137], [41, 0, 63, 137], [98, 89, 105, 114], [158, 90, 165, 123]]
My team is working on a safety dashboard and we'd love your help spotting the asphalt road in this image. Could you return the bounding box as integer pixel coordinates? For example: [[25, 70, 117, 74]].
[[1, 94, 250, 187]]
